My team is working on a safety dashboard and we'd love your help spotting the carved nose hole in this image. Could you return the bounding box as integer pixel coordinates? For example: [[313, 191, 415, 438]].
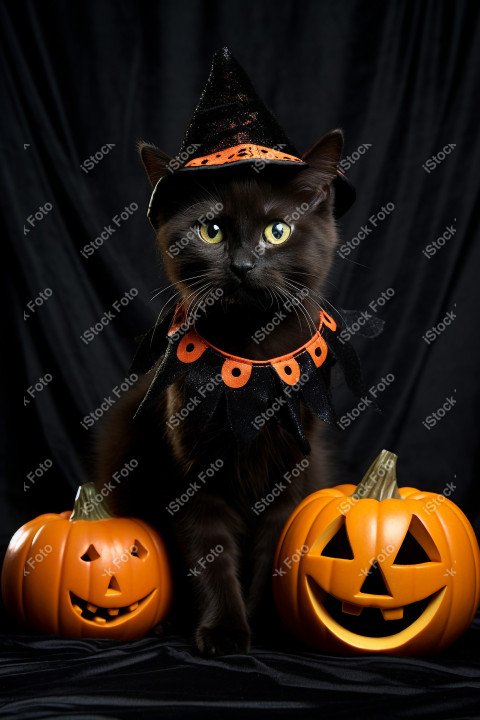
[[360, 562, 391, 596], [106, 576, 121, 596]]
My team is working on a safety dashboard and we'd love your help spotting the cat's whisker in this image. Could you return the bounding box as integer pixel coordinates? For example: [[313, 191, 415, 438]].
[[287, 286, 316, 334], [270, 286, 284, 316], [150, 273, 209, 297], [282, 280, 320, 334], [276, 284, 316, 336], [265, 287, 276, 310], [274, 285, 302, 332], [149, 292, 179, 348], [285, 278, 349, 327], [191, 284, 217, 330], [187, 284, 211, 322], [150, 273, 210, 301], [272, 285, 295, 321], [280, 285, 310, 334], [183, 283, 212, 327], [189, 282, 221, 327], [149, 277, 212, 347], [288, 270, 339, 291], [336, 256, 371, 270], [317, 294, 350, 327], [285, 278, 324, 309]]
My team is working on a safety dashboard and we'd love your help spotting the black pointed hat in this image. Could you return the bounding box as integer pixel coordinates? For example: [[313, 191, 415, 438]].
[[148, 48, 355, 221]]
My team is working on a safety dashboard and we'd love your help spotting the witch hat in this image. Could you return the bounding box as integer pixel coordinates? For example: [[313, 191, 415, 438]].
[[148, 47, 355, 222]]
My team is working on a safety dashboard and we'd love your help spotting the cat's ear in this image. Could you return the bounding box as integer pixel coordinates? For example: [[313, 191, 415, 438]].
[[302, 129, 344, 182], [137, 141, 172, 188]]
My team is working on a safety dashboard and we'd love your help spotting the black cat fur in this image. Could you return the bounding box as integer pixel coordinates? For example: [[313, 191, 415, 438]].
[[93, 130, 345, 656]]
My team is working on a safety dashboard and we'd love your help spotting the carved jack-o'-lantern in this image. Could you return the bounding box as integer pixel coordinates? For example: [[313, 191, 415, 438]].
[[1, 483, 172, 640], [273, 450, 480, 655]]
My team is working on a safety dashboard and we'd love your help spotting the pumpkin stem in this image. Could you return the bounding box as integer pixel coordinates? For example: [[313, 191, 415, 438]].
[[69, 482, 115, 521], [351, 449, 402, 501]]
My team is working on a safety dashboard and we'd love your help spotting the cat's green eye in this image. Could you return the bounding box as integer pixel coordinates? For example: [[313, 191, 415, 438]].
[[199, 221, 224, 244], [263, 221, 291, 245]]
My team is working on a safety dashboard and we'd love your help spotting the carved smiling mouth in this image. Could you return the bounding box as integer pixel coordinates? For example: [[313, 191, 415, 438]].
[[306, 578, 446, 640], [69, 591, 154, 625]]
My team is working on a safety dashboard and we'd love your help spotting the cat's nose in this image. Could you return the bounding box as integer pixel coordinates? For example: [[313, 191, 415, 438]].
[[230, 254, 255, 281]]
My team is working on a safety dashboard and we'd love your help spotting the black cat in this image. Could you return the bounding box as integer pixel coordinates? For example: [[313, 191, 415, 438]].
[[93, 129, 346, 656]]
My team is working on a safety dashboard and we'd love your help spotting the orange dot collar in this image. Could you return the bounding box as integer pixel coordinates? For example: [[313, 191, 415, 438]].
[[168, 305, 337, 389], [133, 304, 365, 454]]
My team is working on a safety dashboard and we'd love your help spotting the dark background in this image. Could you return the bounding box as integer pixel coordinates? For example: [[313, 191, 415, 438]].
[[1, 1, 480, 718]]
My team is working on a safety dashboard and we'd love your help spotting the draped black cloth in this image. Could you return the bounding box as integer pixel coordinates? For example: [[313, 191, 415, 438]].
[[0, 624, 480, 719], [2, 0, 480, 717]]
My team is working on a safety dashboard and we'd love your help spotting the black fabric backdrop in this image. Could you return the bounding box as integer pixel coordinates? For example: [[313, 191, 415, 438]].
[[2, 0, 480, 718]]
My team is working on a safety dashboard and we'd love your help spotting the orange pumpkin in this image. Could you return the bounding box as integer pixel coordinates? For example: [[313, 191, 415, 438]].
[[1, 483, 172, 640], [273, 450, 480, 655]]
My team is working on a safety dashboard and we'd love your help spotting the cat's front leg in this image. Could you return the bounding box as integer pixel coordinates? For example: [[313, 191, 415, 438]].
[[246, 488, 304, 631], [175, 493, 250, 656]]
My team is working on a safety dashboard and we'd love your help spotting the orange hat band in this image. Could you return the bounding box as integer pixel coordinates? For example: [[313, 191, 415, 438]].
[[184, 143, 304, 168]]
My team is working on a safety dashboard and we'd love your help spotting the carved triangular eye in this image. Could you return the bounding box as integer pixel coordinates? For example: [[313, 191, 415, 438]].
[[393, 516, 441, 564], [321, 517, 354, 559], [131, 540, 148, 559], [81, 544, 100, 562]]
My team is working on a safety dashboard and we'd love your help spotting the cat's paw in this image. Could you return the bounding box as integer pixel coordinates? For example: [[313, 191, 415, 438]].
[[195, 622, 251, 657]]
